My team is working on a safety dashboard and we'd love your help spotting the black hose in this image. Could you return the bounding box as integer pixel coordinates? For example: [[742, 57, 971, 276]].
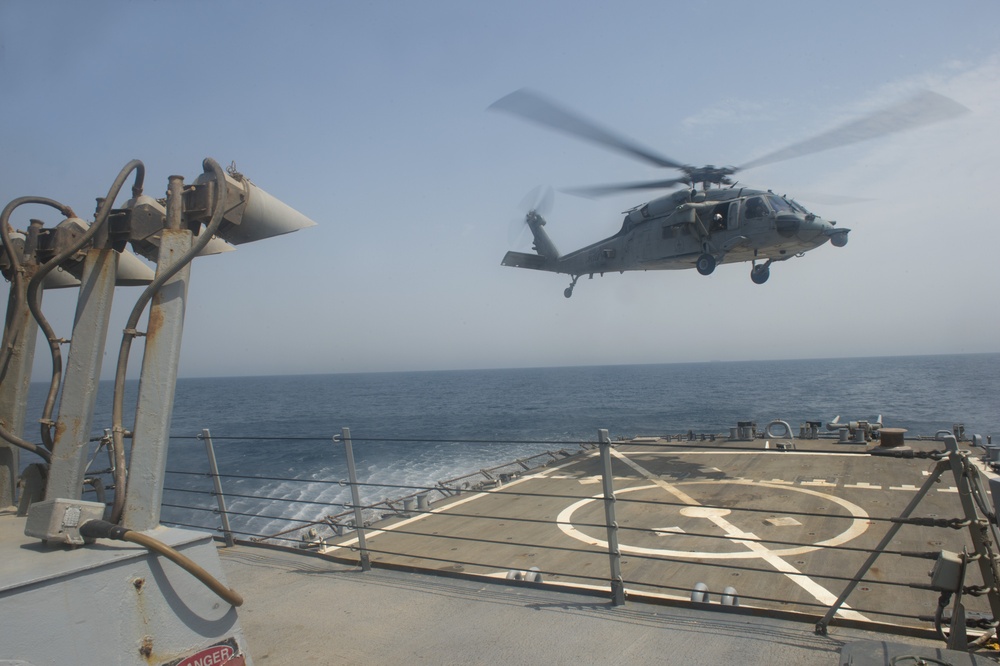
[[79, 519, 243, 607], [0, 196, 74, 463], [29, 159, 145, 451]]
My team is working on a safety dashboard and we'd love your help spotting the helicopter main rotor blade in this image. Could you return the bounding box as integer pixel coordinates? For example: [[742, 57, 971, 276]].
[[565, 177, 691, 198], [490, 89, 685, 170], [739, 90, 970, 171]]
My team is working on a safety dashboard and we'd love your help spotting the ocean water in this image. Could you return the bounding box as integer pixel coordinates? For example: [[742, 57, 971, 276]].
[[19, 353, 1000, 539]]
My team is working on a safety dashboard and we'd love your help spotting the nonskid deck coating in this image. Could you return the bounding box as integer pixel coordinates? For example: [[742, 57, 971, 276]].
[[320, 435, 991, 627]]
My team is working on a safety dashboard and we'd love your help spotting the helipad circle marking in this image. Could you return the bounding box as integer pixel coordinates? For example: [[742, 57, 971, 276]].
[[557, 480, 869, 559]]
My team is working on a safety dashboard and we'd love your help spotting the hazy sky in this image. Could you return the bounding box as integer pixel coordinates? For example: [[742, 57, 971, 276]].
[[2, 1, 998, 378]]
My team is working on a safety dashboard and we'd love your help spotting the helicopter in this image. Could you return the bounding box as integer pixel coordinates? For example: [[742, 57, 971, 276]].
[[491, 89, 968, 298]]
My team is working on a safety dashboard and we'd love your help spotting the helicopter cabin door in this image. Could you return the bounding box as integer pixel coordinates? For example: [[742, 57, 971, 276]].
[[727, 201, 740, 230]]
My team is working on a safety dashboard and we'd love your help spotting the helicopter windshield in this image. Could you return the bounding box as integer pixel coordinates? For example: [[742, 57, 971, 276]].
[[787, 198, 811, 214], [766, 195, 795, 213]]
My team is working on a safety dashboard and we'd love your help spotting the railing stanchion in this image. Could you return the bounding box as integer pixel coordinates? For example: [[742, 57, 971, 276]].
[[201, 428, 235, 547], [598, 428, 625, 606], [815, 456, 948, 635], [341, 427, 371, 571]]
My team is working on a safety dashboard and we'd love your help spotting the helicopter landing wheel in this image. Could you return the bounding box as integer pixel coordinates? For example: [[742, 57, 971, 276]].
[[564, 275, 580, 298], [750, 264, 770, 285], [696, 253, 717, 276]]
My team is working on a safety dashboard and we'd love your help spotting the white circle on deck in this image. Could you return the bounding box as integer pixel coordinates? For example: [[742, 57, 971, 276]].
[[557, 480, 870, 559]]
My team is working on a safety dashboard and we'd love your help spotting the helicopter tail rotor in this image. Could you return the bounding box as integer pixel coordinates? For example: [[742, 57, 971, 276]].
[[519, 184, 555, 218], [509, 185, 555, 249]]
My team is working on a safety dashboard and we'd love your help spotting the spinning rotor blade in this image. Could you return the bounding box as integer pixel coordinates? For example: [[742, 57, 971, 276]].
[[739, 90, 970, 171], [786, 191, 873, 206], [565, 177, 691, 198], [519, 184, 555, 216], [509, 185, 554, 247], [490, 89, 685, 170]]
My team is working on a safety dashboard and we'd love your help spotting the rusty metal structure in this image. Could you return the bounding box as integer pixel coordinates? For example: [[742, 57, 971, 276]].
[[0, 159, 315, 664]]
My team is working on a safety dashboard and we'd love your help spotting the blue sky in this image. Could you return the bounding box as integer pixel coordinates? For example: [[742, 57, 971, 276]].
[[2, 1, 998, 377]]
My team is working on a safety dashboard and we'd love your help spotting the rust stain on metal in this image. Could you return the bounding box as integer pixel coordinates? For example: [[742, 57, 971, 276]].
[[147, 305, 165, 338], [139, 635, 153, 659], [133, 577, 145, 592]]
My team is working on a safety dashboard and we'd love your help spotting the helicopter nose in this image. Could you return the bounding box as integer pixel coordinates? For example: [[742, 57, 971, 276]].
[[791, 214, 829, 242], [825, 225, 850, 247], [775, 214, 802, 238]]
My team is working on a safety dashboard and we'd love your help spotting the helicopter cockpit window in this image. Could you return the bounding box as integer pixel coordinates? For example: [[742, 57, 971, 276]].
[[766, 195, 794, 213], [744, 196, 768, 219], [788, 199, 810, 214]]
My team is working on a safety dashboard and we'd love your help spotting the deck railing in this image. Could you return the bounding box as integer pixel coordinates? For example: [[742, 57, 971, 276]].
[[90, 427, 1000, 643]]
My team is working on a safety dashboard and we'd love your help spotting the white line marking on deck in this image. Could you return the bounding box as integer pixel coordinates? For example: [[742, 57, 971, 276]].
[[653, 527, 685, 535], [321, 449, 600, 554], [766, 517, 802, 527]]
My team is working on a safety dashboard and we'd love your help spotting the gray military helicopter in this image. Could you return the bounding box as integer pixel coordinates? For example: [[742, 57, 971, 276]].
[[491, 89, 967, 297]]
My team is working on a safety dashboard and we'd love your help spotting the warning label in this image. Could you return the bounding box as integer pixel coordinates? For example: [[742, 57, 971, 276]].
[[162, 637, 244, 666]]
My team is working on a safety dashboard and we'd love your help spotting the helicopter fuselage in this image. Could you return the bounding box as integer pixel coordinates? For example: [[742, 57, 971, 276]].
[[502, 187, 848, 295]]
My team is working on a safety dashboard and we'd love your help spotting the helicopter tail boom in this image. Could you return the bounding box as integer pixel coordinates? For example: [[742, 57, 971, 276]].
[[503, 209, 561, 272]]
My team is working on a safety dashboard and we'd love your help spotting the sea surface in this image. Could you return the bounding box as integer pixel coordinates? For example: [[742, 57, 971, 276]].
[[20, 353, 1000, 540]]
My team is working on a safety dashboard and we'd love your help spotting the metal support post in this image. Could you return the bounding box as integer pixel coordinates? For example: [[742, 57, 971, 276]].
[[943, 437, 1000, 629], [341, 427, 371, 571], [202, 429, 235, 547], [45, 248, 118, 501], [122, 176, 192, 531], [598, 428, 625, 606], [816, 458, 949, 634], [0, 276, 40, 509], [947, 550, 970, 651]]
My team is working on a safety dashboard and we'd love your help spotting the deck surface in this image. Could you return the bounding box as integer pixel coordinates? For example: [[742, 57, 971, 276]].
[[221, 544, 966, 665], [318, 436, 991, 626]]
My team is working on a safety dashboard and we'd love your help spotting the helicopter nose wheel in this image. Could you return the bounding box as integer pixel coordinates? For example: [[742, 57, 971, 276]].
[[696, 253, 717, 276], [564, 275, 580, 298], [750, 261, 771, 285]]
